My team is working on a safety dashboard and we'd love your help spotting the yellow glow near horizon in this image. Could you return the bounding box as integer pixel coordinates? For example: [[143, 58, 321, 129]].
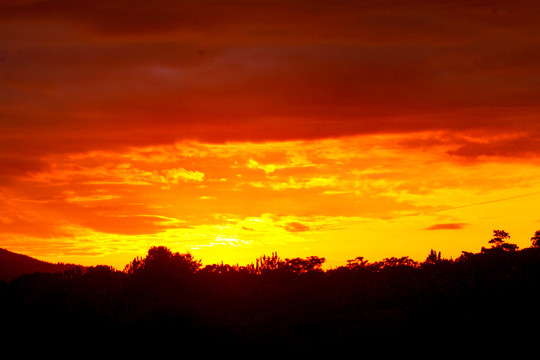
[[2, 132, 540, 270]]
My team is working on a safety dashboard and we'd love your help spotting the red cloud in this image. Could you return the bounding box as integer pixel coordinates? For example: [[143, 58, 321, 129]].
[[282, 222, 311, 233], [425, 223, 468, 230]]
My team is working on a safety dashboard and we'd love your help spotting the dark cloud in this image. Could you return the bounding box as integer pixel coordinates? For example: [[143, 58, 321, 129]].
[[0, 0, 539, 154], [3, 1, 538, 41], [446, 133, 540, 159], [0, 156, 50, 185]]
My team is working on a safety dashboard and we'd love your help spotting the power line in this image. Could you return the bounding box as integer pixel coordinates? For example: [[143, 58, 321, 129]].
[[311, 190, 540, 231], [434, 190, 540, 213]]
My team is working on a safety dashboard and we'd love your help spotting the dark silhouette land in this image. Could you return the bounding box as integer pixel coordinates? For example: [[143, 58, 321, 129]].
[[2, 229, 540, 349], [0, 248, 82, 283]]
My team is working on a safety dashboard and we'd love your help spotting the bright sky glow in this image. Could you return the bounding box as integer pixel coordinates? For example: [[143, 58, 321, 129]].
[[1, 1, 540, 269]]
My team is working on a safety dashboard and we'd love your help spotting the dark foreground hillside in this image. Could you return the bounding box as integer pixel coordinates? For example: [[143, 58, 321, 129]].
[[0, 248, 83, 283], [2, 233, 540, 349]]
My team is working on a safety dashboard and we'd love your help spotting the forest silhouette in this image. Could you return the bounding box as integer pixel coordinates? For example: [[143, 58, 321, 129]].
[[2, 229, 540, 348]]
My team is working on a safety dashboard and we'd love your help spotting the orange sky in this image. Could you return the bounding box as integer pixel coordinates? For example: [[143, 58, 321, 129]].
[[1, 0, 540, 270]]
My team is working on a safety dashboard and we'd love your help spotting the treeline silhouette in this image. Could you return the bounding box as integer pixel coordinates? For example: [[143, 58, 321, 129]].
[[2, 229, 540, 347]]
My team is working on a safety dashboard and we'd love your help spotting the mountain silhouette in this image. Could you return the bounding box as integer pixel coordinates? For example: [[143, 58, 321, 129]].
[[0, 248, 83, 283]]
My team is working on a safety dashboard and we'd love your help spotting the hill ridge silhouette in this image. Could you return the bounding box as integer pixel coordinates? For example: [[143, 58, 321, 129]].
[[0, 248, 83, 283]]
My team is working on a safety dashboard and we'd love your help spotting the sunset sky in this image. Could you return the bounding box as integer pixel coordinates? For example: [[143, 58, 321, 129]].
[[1, 0, 540, 270]]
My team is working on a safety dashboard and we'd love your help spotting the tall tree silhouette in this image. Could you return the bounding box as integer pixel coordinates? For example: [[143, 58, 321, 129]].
[[485, 230, 518, 252], [246, 252, 283, 274], [423, 249, 443, 266]]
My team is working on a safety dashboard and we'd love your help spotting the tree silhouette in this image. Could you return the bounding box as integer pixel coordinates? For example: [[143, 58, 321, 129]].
[[246, 252, 283, 274], [531, 230, 540, 248], [200, 262, 243, 275], [282, 256, 325, 274], [124, 246, 201, 278], [243, 252, 326, 275], [423, 249, 443, 266], [490, 230, 510, 246], [346, 256, 369, 270], [372, 256, 419, 271], [485, 230, 518, 252]]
